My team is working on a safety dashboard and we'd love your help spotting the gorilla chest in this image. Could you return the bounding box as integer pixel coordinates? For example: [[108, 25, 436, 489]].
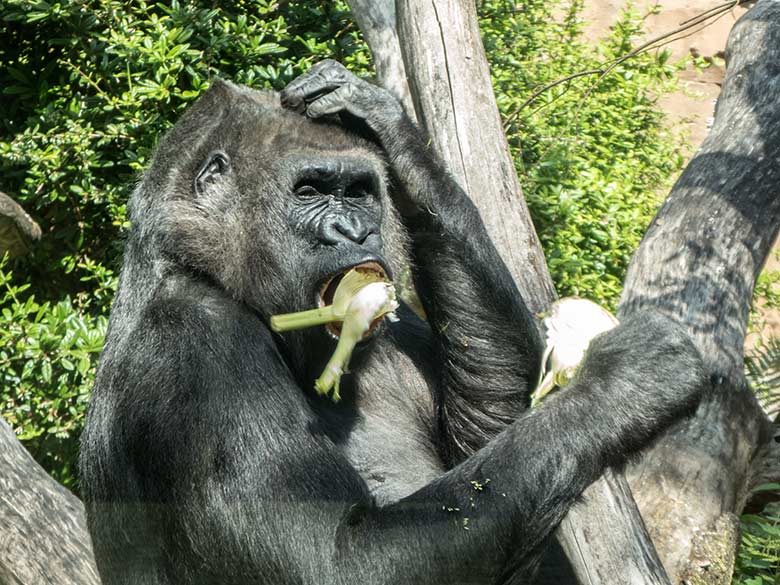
[[333, 347, 444, 505]]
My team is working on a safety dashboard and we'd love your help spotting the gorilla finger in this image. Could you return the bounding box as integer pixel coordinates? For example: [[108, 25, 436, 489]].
[[306, 85, 354, 118], [282, 60, 361, 113], [281, 77, 343, 114], [281, 66, 327, 111], [308, 59, 352, 82]]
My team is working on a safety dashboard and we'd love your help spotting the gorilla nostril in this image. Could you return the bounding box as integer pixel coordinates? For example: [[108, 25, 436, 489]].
[[320, 216, 378, 247], [336, 221, 368, 244]]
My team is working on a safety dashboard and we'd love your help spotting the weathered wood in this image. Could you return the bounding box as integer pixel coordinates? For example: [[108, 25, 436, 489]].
[[0, 417, 100, 585], [618, 1, 780, 580], [0, 192, 41, 258], [345, 0, 416, 120], [553, 470, 671, 584], [395, 0, 555, 315]]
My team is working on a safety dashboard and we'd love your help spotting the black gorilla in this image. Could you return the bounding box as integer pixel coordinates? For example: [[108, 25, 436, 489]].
[[80, 61, 704, 585]]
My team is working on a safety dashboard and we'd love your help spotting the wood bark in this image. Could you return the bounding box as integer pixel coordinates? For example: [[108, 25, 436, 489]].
[[345, 0, 417, 120], [0, 417, 100, 585], [618, 2, 780, 581], [395, 0, 555, 315], [0, 192, 40, 259]]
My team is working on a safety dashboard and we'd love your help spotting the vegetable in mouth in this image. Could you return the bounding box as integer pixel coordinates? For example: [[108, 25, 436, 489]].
[[271, 264, 399, 401]]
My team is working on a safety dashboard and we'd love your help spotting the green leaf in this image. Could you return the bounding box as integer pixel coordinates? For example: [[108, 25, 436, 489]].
[[41, 360, 52, 384]]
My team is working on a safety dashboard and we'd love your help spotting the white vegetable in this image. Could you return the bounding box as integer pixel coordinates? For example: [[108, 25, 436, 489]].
[[315, 281, 398, 400], [270, 268, 398, 401], [531, 297, 618, 407]]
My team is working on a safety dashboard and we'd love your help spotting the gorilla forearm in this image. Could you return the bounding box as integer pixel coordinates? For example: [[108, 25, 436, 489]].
[[386, 118, 544, 458]]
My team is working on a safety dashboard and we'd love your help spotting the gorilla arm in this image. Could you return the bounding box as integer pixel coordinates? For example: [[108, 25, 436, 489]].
[[281, 61, 542, 461], [94, 276, 702, 584]]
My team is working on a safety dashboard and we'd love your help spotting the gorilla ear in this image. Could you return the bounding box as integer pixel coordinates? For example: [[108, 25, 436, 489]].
[[195, 151, 231, 195]]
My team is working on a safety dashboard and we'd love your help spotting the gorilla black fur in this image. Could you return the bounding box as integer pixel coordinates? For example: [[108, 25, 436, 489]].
[[80, 61, 705, 585]]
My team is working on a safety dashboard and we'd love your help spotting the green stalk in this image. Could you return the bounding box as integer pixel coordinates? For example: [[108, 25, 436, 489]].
[[314, 323, 362, 402], [271, 268, 399, 401], [314, 290, 393, 401], [270, 306, 337, 332]]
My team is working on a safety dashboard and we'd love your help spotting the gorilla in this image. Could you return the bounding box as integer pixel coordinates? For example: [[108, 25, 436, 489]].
[[80, 60, 704, 585]]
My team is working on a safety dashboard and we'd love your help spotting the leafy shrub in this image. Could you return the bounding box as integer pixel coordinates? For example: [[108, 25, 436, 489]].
[[0, 254, 106, 489], [738, 345, 780, 584], [481, 0, 683, 307], [733, 498, 780, 584]]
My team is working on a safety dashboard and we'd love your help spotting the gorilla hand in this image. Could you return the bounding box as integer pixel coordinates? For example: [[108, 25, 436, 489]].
[[280, 60, 406, 137], [563, 310, 705, 460]]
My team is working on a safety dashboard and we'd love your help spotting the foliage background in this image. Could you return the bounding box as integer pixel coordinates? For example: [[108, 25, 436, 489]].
[[0, 0, 775, 581]]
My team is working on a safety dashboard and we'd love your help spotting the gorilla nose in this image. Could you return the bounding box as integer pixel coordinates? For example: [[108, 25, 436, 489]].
[[298, 160, 383, 250], [320, 215, 381, 249]]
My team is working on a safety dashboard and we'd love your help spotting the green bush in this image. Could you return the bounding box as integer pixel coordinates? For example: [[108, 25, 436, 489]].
[[481, 0, 683, 308], [0, 255, 105, 488], [734, 501, 780, 584], [0, 0, 682, 494]]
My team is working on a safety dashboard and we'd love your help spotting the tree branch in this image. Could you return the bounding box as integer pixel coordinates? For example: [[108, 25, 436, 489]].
[[618, 0, 780, 580], [395, 0, 556, 314], [344, 0, 417, 121], [0, 417, 100, 585]]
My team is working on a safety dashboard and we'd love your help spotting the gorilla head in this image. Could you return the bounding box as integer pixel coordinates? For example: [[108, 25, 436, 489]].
[[120, 80, 409, 377]]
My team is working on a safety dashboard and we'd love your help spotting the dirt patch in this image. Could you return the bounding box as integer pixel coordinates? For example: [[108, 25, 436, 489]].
[[581, 0, 747, 152]]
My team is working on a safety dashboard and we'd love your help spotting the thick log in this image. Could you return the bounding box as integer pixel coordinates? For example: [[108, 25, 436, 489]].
[[0, 417, 100, 585], [395, 0, 555, 315], [344, 0, 416, 119], [618, 1, 780, 581], [547, 469, 671, 584], [0, 192, 41, 258]]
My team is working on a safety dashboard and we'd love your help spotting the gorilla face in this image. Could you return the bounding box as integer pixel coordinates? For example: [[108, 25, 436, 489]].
[[132, 81, 407, 335]]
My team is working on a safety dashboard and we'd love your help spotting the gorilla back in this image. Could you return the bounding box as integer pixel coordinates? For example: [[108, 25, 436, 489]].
[[80, 72, 704, 585]]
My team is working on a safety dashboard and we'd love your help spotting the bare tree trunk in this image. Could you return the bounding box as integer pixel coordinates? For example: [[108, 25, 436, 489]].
[[395, 0, 555, 314], [0, 192, 41, 259], [618, 2, 780, 581], [345, 0, 416, 120], [0, 417, 100, 585]]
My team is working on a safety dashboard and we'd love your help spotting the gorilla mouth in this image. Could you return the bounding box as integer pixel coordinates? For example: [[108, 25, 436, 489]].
[[318, 261, 389, 340]]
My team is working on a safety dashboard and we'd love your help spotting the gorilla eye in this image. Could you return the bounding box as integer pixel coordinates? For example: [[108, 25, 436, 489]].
[[195, 151, 231, 193], [294, 179, 329, 199], [345, 180, 373, 199]]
